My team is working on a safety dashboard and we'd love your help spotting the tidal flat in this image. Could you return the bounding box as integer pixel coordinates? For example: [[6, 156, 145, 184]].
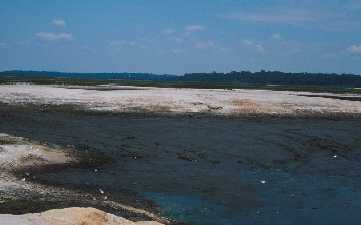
[[1, 100, 361, 225]]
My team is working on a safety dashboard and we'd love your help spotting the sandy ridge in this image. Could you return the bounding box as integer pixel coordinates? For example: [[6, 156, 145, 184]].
[[0, 85, 360, 116]]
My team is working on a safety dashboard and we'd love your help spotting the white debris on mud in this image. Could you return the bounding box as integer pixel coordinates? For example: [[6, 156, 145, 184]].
[[0, 85, 361, 115]]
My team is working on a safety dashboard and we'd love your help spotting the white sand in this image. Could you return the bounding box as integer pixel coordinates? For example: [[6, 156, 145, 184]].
[[0, 85, 360, 116]]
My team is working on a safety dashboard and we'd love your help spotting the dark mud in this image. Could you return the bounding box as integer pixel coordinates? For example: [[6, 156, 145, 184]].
[[1, 104, 361, 225], [298, 94, 361, 102], [2, 102, 361, 120]]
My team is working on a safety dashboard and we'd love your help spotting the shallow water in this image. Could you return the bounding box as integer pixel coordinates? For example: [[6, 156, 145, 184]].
[[1, 108, 361, 225]]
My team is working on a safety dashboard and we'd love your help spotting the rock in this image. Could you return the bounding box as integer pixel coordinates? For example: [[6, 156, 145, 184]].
[[0, 207, 165, 225]]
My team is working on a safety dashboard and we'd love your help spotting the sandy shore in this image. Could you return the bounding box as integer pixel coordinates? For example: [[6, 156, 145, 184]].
[[0, 133, 74, 193], [0, 133, 166, 225], [0, 85, 360, 117]]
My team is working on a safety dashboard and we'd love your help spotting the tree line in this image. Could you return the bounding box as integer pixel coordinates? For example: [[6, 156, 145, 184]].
[[1, 70, 361, 87]]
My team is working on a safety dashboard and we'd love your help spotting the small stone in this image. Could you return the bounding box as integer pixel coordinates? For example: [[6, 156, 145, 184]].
[[99, 188, 104, 194], [21, 178, 26, 182], [94, 168, 98, 172], [260, 180, 267, 184]]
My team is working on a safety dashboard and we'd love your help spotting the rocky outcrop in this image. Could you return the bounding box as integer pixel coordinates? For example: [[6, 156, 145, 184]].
[[0, 207, 164, 225]]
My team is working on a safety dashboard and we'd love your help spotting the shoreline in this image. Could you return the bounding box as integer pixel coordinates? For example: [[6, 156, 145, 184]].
[[0, 133, 171, 224], [0, 85, 361, 118], [2, 102, 361, 121]]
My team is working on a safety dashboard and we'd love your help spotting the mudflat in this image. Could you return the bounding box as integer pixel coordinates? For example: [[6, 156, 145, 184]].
[[1, 85, 361, 225]]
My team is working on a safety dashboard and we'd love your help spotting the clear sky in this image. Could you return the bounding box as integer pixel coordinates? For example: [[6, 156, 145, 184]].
[[1, 0, 361, 75]]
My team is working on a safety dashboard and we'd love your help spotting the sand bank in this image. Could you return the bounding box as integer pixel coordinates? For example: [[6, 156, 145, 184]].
[[0, 85, 360, 116]]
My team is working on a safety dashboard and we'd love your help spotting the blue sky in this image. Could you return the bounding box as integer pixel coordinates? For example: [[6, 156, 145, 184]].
[[1, 0, 361, 75]]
